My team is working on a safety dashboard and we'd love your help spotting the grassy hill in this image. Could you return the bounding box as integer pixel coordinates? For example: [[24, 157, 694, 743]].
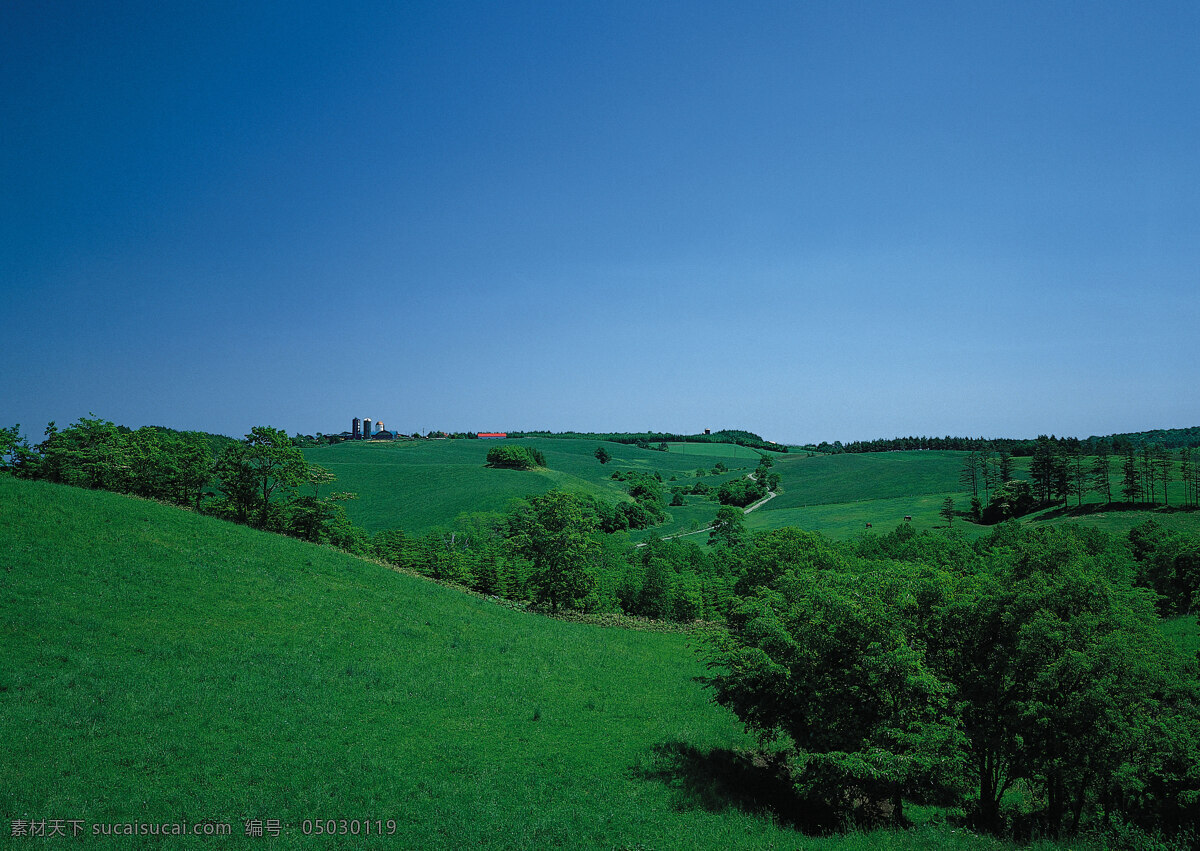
[[303, 438, 758, 534], [1, 475, 1050, 849], [304, 439, 1200, 543]]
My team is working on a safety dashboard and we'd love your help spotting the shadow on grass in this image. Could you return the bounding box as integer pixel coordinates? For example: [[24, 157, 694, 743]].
[[633, 741, 840, 835], [1036, 501, 1197, 522]]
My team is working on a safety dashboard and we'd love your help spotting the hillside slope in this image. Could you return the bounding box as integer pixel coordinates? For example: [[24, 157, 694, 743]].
[[1, 477, 776, 848], [303, 438, 757, 534]]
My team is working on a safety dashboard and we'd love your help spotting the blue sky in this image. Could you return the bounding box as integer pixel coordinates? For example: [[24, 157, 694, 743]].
[[3, 1, 1197, 444]]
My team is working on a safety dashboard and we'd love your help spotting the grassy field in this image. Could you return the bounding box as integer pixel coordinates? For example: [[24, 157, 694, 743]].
[[304, 438, 758, 534], [303, 440, 1200, 543], [664, 442, 772, 459], [3, 475, 1077, 849]]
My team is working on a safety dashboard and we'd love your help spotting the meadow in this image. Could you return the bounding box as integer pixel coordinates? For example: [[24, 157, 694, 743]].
[[303, 438, 757, 535], [1, 475, 1080, 849], [308, 439, 1200, 544]]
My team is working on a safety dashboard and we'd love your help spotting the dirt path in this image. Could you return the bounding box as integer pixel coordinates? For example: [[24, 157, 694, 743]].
[[635, 473, 776, 546]]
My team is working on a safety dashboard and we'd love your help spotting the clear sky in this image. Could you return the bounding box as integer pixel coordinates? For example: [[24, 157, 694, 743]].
[[3, 1, 1197, 444]]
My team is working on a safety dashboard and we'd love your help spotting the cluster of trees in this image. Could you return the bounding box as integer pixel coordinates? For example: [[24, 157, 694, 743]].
[[484, 445, 546, 470], [701, 523, 1200, 840], [3, 417, 367, 552], [716, 456, 780, 507], [961, 437, 1200, 523], [364, 490, 740, 621], [602, 470, 667, 530], [2, 418, 224, 508], [510, 428, 788, 453]]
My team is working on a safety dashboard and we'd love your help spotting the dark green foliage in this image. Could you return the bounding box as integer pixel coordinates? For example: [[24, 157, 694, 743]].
[[717, 476, 767, 507], [485, 444, 546, 470], [213, 426, 309, 529], [702, 565, 968, 827], [1129, 520, 1200, 616], [982, 479, 1035, 523], [709, 505, 746, 550], [504, 490, 599, 613], [702, 521, 1200, 839], [17, 416, 216, 508]]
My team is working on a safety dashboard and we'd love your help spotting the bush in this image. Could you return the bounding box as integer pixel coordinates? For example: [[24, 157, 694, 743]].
[[486, 445, 546, 470]]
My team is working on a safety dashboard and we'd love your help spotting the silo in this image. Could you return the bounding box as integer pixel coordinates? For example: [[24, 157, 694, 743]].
[[352, 418, 361, 440], [363, 418, 372, 439]]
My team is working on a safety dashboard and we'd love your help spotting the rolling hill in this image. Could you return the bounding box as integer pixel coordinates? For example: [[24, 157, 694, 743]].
[[1, 474, 1037, 849], [304, 438, 1200, 543]]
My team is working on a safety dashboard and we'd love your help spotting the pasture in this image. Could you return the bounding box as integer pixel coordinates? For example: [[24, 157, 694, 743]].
[[304, 438, 757, 534], [303, 440, 1200, 542]]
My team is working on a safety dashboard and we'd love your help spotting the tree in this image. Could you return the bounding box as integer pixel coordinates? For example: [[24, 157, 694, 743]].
[[1090, 444, 1113, 504], [940, 496, 955, 528], [214, 426, 308, 529], [997, 450, 1014, 485], [960, 451, 981, 501], [1121, 447, 1144, 504], [701, 567, 967, 826], [1030, 435, 1067, 505], [1152, 444, 1174, 507], [1064, 443, 1089, 508], [594, 446, 612, 464], [708, 505, 746, 549], [486, 445, 545, 470], [0, 424, 22, 472], [505, 490, 599, 613]]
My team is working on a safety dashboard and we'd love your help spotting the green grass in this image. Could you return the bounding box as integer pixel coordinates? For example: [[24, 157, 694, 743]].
[[664, 442, 771, 459], [0, 477, 1140, 849], [305, 438, 758, 534], [310, 441, 1200, 543]]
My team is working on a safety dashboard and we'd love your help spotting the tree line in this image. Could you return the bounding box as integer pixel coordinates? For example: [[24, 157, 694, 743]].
[[510, 428, 788, 453], [961, 436, 1200, 523], [827, 426, 1200, 457]]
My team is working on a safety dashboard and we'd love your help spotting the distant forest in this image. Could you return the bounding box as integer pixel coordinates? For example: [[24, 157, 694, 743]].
[[806, 425, 1200, 456], [507, 428, 787, 453]]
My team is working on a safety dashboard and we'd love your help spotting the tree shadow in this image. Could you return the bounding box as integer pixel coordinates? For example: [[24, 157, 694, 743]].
[[1036, 501, 1196, 522], [632, 741, 841, 835]]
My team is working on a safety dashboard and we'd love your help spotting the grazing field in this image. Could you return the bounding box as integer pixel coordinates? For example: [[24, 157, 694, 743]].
[[303, 440, 1200, 542], [304, 438, 757, 534], [0, 475, 1052, 849], [664, 441, 773, 459]]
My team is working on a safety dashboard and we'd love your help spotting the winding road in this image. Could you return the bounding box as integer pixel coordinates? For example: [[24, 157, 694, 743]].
[[635, 473, 776, 547]]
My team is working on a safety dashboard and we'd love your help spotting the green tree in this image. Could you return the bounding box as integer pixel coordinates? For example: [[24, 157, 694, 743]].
[[701, 567, 967, 826], [486, 445, 545, 470], [940, 496, 955, 528], [0, 424, 23, 472], [1121, 447, 1144, 503], [214, 426, 309, 529], [960, 451, 981, 501], [505, 490, 599, 613], [708, 505, 746, 549], [1090, 444, 1113, 504]]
